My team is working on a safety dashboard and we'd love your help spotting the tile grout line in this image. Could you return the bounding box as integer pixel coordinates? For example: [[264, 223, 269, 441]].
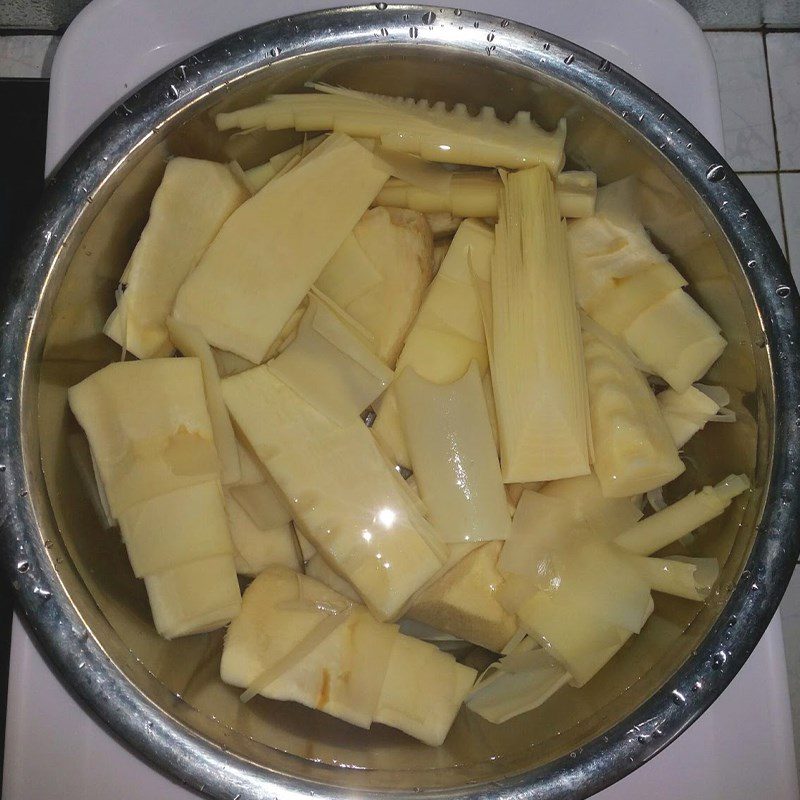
[[760, 31, 792, 259]]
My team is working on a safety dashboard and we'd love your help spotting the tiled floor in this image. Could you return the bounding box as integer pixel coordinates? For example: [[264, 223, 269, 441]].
[[0, 11, 799, 782]]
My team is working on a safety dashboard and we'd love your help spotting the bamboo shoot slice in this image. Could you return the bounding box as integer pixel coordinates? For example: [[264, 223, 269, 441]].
[[567, 213, 669, 307], [224, 491, 300, 576], [584, 332, 685, 497], [68, 358, 219, 517], [173, 134, 390, 362], [265, 423, 445, 620], [395, 363, 510, 543], [623, 289, 726, 392], [374, 634, 477, 746], [584, 261, 688, 335], [305, 554, 364, 602], [242, 134, 326, 192], [556, 170, 597, 218], [492, 166, 590, 482], [516, 590, 633, 686], [657, 383, 732, 447], [119, 480, 232, 577], [145, 554, 241, 639], [268, 296, 393, 426], [633, 554, 719, 600], [614, 474, 750, 555], [229, 481, 292, 530], [407, 540, 517, 652], [221, 365, 334, 464], [372, 219, 494, 466], [315, 231, 383, 308], [104, 157, 248, 358], [217, 84, 566, 173], [540, 473, 643, 537], [167, 317, 240, 485], [497, 490, 591, 583], [466, 647, 569, 723]]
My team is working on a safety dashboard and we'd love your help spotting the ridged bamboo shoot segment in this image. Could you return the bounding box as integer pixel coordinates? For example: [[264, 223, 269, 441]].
[[540, 473, 643, 537], [166, 317, 240, 485], [145, 554, 241, 639], [584, 332, 685, 497], [119, 480, 233, 577], [632, 554, 719, 600], [265, 423, 445, 620], [268, 296, 393, 426], [657, 383, 732, 447], [466, 646, 570, 723], [584, 260, 688, 335], [316, 206, 434, 366], [372, 219, 494, 466], [221, 567, 397, 730], [374, 633, 477, 746], [407, 541, 517, 652], [216, 83, 567, 173], [374, 170, 597, 220], [241, 134, 326, 193], [492, 166, 591, 482], [104, 157, 248, 358], [224, 490, 299, 576], [614, 474, 750, 555], [173, 134, 390, 362], [566, 213, 669, 307], [68, 358, 219, 517], [623, 289, 727, 392]]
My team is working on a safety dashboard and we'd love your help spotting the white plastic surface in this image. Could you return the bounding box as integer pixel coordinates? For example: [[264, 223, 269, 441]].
[[4, 1, 796, 799]]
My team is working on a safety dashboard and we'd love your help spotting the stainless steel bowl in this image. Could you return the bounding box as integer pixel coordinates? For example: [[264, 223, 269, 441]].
[[1, 5, 799, 799]]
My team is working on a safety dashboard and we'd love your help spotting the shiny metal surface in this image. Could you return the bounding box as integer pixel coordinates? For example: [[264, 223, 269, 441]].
[[0, 5, 798, 799]]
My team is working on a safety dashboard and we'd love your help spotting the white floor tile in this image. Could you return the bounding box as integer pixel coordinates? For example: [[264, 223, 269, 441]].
[[707, 32, 778, 172], [767, 33, 800, 170], [739, 172, 786, 255], [0, 35, 58, 79], [781, 173, 800, 284]]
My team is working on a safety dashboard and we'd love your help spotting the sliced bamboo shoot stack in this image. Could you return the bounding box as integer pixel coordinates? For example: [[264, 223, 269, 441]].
[[104, 157, 248, 358], [316, 206, 434, 365], [69, 359, 241, 639], [584, 332, 685, 496], [222, 366, 445, 620], [221, 567, 397, 730], [492, 166, 591, 482], [614, 474, 750, 555], [406, 540, 517, 652], [372, 219, 493, 466], [657, 383, 733, 447], [173, 134, 390, 362], [216, 84, 566, 173]]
